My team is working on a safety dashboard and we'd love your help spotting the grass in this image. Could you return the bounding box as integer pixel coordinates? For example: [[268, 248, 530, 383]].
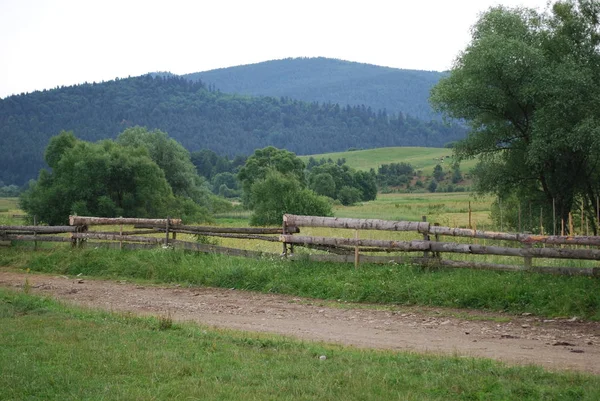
[[298, 147, 478, 175], [0, 197, 22, 225], [1, 288, 599, 400], [2, 247, 598, 320]]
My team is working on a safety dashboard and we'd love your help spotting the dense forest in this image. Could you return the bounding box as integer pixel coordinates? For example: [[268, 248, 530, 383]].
[[0, 74, 466, 186], [183, 57, 445, 121]]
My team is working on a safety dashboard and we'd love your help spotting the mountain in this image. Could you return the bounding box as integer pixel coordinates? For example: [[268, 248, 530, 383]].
[[0, 75, 466, 186], [183, 57, 445, 121]]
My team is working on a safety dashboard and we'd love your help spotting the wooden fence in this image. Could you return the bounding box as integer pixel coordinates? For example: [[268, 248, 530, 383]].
[[1, 214, 599, 277]]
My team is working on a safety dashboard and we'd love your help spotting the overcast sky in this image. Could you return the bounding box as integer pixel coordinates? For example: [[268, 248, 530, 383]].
[[0, 0, 551, 98]]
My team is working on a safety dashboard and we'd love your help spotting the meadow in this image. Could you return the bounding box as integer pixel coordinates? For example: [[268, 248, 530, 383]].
[[2, 288, 598, 401], [298, 146, 479, 175]]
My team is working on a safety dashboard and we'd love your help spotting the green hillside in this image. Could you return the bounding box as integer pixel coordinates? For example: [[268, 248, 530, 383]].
[[300, 147, 477, 174], [183, 57, 444, 121], [0, 75, 466, 186]]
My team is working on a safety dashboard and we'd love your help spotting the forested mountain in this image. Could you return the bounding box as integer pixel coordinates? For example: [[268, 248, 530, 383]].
[[183, 57, 444, 121], [0, 75, 465, 186]]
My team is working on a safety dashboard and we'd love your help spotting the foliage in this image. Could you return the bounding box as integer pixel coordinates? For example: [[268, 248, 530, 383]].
[[0, 74, 467, 186], [337, 186, 363, 206], [307, 161, 377, 203], [238, 146, 306, 206], [0, 185, 20, 197], [249, 171, 332, 226], [117, 127, 211, 204], [376, 162, 415, 187], [19, 131, 210, 225], [428, 180, 438, 193], [433, 164, 445, 181], [430, 0, 600, 233]]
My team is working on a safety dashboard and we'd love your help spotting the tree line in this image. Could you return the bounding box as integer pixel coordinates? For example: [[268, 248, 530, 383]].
[[0, 74, 466, 186]]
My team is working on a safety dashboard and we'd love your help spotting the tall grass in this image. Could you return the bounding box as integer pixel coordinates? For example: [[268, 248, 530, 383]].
[[1, 288, 599, 400], [2, 247, 598, 320]]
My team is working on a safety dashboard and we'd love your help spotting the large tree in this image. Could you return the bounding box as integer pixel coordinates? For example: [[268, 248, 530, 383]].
[[430, 0, 600, 232], [20, 132, 175, 225]]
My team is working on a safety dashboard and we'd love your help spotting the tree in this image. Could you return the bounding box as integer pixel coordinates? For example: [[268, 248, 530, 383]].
[[430, 0, 600, 232], [249, 171, 332, 226], [309, 173, 337, 198], [20, 137, 175, 225], [117, 127, 210, 204], [238, 146, 306, 207], [433, 164, 445, 182]]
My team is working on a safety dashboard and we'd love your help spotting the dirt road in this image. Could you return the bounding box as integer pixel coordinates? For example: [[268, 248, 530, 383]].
[[1, 270, 598, 374]]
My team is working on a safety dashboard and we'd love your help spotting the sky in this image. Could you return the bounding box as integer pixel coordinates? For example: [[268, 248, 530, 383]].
[[0, 0, 552, 98]]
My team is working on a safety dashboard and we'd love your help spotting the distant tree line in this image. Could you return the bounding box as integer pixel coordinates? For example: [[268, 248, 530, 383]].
[[0, 74, 466, 186]]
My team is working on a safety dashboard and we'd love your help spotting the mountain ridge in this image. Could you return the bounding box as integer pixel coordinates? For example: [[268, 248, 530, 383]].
[[182, 57, 444, 121]]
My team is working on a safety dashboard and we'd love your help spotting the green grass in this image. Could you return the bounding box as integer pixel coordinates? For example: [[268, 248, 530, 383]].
[[1, 288, 598, 400], [299, 147, 478, 175], [2, 247, 598, 320], [0, 197, 22, 225]]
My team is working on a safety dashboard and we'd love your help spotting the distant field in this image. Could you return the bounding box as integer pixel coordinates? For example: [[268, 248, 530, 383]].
[[299, 147, 477, 175]]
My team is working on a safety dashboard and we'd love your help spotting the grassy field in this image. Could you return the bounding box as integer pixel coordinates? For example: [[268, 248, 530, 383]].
[[298, 147, 478, 175], [0, 197, 22, 225], [2, 248, 598, 320], [1, 288, 599, 400]]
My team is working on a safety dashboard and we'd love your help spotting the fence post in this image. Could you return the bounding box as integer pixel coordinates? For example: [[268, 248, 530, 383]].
[[354, 230, 360, 269], [433, 222, 441, 258], [282, 217, 288, 256], [165, 217, 170, 247], [422, 215, 430, 258], [33, 215, 37, 251]]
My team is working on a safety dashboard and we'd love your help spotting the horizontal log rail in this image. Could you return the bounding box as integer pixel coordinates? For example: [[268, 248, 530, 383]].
[[280, 235, 600, 261], [284, 214, 430, 233], [71, 233, 164, 244], [0, 234, 73, 242], [69, 216, 182, 226], [0, 225, 77, 233], [284, 214, 600, 246], [136, 224, 299, 235]]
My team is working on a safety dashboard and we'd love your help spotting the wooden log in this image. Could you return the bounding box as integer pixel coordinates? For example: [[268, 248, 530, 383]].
[[0, 225, 77, 233], [69, 216, 181, 226], [429, 226, 519, 241], [280, 235, 430, 251], [0, 235, 73, 242], [90, 229, 160, 236], [518, 235, 600, 246], [283, 214, 430, 233], [137, 224, 299, 235], [432, 226, 600, 246], [151, 229, 280, 242], [71, 233, 164, 243], [281, 235, 600, 261]]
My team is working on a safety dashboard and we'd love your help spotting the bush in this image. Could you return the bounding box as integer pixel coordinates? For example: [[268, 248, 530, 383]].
[[249, 171, 332, 226], [338, 186, 363, 206]]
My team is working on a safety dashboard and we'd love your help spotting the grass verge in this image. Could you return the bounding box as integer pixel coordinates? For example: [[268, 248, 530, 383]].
[[1, 287, 599, 400], [1, 247, 599, 320]]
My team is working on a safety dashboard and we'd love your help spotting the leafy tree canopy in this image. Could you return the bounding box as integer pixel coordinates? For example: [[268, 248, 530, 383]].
[[249, 171, 332, 226], [238, 146, 306, 206], [117, 127, 210, 204], [20, 131, 211, 225], [430, 0, 600, 231]]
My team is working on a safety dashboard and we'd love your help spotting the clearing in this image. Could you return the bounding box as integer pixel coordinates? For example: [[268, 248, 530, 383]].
[[1, 270, 598, 375]]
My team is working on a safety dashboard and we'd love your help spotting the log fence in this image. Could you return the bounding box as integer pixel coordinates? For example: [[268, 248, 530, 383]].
[[1, 214, 599, 277]]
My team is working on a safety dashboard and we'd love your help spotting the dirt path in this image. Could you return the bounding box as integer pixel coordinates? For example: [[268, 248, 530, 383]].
[[1, 270, 599, 374]]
